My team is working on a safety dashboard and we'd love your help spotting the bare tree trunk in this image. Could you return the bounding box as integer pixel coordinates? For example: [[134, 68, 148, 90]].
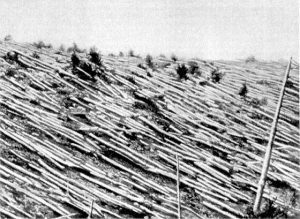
[[176, 154, 181, 219], [253, 57, 293, 213]]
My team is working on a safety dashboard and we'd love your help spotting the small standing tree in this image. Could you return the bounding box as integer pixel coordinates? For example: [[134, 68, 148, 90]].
[[128, 49, 135, 57], [59, 44, 66, 52], [145, 54, 154, 68], [89, 47, 102, 66], [239, 83, 248, 98], [71, 53, 80, 68]]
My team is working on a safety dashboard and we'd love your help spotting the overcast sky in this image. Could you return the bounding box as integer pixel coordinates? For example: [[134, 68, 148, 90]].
[[0, 0, 298, 60]]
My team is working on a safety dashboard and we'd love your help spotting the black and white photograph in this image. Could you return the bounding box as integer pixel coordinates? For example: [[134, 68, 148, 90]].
[[0, 0, 299, 218]]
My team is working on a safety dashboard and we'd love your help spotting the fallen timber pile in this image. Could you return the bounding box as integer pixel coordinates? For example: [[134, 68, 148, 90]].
[[0, 41, 299, 218]]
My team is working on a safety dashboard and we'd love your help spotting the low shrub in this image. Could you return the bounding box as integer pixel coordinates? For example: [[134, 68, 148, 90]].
[[128, 49, 135, 57], [171, 54, 178, 62], [137, 63, 146, 70], [89, 47, 102, 66], [239, 83, 248, 98], [188, 61, 200, 75], [58, 44, 66, 52], [5, 68, 18, 77], [33, 41, 52, 49], [67, 43, 85, 53], [211, 68, 223, 83], [4, 35, 12, 41], [245, 198, 289, 218], [176, 64, 188, 80], [245, 55, 256, 63], [249, 97, 268, 107], [257, 79, 271, 86], [119, 51, 124, 57], [32, 52, 40, 59]]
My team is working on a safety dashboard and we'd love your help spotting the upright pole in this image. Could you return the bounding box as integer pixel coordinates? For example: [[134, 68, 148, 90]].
[[176, 154, 181, 219], [88, 200, 94, 219], [253, 57, 293, 213]]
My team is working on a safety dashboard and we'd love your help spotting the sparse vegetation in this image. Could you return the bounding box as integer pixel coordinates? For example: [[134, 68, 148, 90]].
[[0, 40, 299, 219], [119, 51, 124, 57]]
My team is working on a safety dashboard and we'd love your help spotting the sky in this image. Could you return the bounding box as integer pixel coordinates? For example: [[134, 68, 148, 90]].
[[0, 0, 298, 60]]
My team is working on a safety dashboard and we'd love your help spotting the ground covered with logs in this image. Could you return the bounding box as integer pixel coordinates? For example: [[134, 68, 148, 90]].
[[0, 41, 299, 219]]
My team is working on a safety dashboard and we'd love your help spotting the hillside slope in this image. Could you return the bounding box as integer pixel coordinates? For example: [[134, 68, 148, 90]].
[[0, 41, 299, 218]]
